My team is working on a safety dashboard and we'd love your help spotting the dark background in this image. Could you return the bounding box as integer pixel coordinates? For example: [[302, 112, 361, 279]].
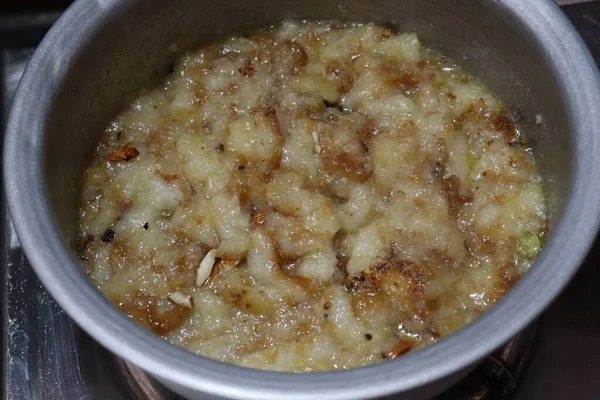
[[0, 0, 72, 12]]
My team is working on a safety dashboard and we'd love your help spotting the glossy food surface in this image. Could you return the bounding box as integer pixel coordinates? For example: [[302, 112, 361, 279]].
[[79, 21, 546, 372]]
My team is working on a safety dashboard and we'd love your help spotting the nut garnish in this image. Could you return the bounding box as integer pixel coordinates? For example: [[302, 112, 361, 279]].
[[251, 211, 266, 226], [386, 340, 413, 360], [220, 259, 240, 268], [311, 131, 322, 154], [109, 145, 140, 162], [205, 259, 240, 288], [196, 249, 218, 287], [250, 205, 266, 226], [168, 291, 194, 309], [204, 262, 222, 288]]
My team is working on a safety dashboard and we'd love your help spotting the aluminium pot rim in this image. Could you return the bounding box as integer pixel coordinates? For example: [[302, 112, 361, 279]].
[[4, 0, 600, 399]]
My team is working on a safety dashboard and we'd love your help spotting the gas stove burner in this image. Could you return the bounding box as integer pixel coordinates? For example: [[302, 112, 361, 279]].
[[117, 358, 180, 400], [437, 324, 537, 400], [115, 324, 536, 400]]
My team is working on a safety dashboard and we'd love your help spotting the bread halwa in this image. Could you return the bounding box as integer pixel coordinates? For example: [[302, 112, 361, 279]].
[[79, 21, 546, 372]]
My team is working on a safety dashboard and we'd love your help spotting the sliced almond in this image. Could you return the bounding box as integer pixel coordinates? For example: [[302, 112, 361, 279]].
[[251, 211, 266, 226], [196, 249, 218, 287], [110, 145, 140, 162], [311, 131, 322, 154], [386, 340, 413, 360], [205, 259, 241, 288], [220, 259, 240, 269], [204, 262, 222, 288], [168, 291, 194, 309]]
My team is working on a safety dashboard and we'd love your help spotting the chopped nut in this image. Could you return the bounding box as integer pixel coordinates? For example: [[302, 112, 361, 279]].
[[311, 131, 322, 154], [251, 211, 266, 226], [168, 291, 194, 309], [205, 259, 240, 288], [196, 249, 218, 287], [386, 340, 413, 360], [204, 262, 222, 288], [220, 259, 240, 268], [109, 145, 140, 162]]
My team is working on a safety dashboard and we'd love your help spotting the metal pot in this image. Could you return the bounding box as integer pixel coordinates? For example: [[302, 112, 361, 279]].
[[4, 0, 600, 399]]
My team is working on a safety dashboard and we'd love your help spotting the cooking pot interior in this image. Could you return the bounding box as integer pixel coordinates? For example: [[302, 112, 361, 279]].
[[45, 0, 568, 270]]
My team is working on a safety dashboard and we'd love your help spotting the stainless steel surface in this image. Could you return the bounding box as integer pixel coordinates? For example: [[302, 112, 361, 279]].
[[4, 0, 600, 399], [1, 50, 134, 400]]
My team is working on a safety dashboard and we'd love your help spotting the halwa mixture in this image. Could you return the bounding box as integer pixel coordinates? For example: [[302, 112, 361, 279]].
[[79, 21, 546, 372]]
